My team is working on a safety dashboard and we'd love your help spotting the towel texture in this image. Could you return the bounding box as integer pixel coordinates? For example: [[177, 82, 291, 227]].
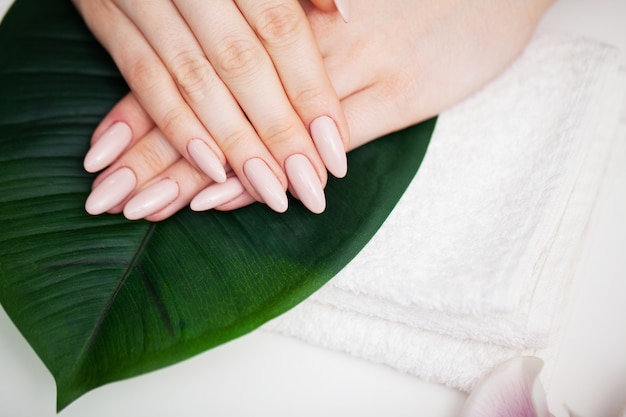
[[265, 33, 626, 391]]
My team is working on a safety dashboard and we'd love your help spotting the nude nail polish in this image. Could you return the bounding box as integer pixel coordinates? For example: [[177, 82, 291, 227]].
[[243, 158, 288, 213], [333, 0, 350, 22], [187, 139, 227, 183], [85, 167, 137, 215], [190, 177, 245, 211], [310, 116, 347, 178], [83, 122, 132, 173], [285, 154, 326, 214], [123, 178, 179, 220]]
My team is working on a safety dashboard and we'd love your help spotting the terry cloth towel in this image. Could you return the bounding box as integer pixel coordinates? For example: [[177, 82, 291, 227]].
[[265, 33, 626, 392]]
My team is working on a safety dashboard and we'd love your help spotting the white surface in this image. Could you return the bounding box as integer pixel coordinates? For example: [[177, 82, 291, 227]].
[[266, 31, 625, 396], [1, 0, 626, 416]]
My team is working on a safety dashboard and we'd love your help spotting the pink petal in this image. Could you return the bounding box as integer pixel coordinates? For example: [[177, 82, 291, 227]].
[[460, 356, 551, 417]]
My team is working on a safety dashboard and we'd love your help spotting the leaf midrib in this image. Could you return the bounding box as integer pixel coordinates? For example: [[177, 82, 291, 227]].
[[63, 222, 157, 382]]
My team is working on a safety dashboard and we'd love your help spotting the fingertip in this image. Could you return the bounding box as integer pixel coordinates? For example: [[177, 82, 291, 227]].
[[91, 93, 154, 147], [309, 0, 350, 22], [308, 0, 336, 12], [213, 192, 256, 212]]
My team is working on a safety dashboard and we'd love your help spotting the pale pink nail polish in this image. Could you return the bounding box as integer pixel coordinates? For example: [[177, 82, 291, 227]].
[[285, 154, 326, 214], [123, 179, 179, 220], [243, 158, 288, 213], [333, 0, 350, 22], [188, 139, 227, 183], [310, 116, 347, 178], [85, 167, 137, 215], [83, 122, 132, 173], [190, 177, 245, 211]]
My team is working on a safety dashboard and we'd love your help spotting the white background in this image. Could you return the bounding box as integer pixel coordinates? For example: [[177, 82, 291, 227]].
[[1, 0, 625, 416]]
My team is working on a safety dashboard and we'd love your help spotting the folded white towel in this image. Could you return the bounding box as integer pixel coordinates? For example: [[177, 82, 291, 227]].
[[266, 33, 626, 392]]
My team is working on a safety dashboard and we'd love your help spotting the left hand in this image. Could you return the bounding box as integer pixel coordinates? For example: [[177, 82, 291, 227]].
[[86, 0, 554, 221]]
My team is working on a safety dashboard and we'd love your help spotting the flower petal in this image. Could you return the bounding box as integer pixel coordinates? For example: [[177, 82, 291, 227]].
[[461, 356, 551, 417]]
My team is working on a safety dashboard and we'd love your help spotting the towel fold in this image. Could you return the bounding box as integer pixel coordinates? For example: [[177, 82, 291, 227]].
[[265, 33, 626, 392]]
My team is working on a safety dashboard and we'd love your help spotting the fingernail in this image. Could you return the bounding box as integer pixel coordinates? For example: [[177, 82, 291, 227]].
[[310, 116, 347, 178], [243, 158, 288, 213], [188, 139, 227, 183], [85, 167, 137, 215], [123, 178, 179, 220], [190, 177, 245, 211], [285, 154, 326, 214], [333, 0, 350, 22], [83, 122, 132, 173]]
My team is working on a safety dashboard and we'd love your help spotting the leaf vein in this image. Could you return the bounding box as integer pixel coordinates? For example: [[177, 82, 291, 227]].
[[65, 222, 157, 381]]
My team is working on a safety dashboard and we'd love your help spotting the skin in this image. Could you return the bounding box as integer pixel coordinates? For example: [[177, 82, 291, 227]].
[[73, 0, 350, 208], [85, 0, 555, 220]]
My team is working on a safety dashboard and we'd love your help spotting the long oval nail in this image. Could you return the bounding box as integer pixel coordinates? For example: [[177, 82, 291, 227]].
[[333, 0, 350, 22], [190, 177, 245, 211], [83, 122, 132, 173], [310, 116, 347, 178], [187, 139, 227, 183], [123, 179, 179, 220], [243, 158, 288, 213], [85, 167, 137, 215], [285, 154, 326, 214]]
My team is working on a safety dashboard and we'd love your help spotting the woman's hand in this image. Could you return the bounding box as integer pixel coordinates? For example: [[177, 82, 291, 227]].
[[74, 0, 351, 214], [85, 0, 555, 221]]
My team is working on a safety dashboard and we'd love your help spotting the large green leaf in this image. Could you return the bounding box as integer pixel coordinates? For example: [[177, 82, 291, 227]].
[[0, 0, 435, 411]]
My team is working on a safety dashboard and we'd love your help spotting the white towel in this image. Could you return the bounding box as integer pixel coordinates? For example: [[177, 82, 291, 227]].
[[265, 33, 626, 392]]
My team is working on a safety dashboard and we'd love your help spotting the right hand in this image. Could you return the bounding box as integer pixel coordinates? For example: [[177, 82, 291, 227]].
[[75, 0, 351, 215]]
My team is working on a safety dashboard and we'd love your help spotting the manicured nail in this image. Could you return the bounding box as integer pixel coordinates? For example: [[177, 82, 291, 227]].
[[187, 139, 227, 183], [123, 178, 179, 220], [243, 158, 288, 213], [310, 116, 347, 178], [285, 154, 326, 214], [83, 122, 132, 173], [190, 177, 245, 211], [333, 0, 350, 22], [85, 167, 137, 215]]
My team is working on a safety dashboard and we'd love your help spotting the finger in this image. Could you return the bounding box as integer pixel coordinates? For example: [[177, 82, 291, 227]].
[[173, 0, 331, 210], [86, 1, 228, 184], [189, 175, 248, 213], [125, 158, 214, 222], [214, 191, 257, 212], [309, 0, 350, 22], [236, 0, 350, 175], [84, 93, 154, 173], [99, 80, 401, 219], [85, 128, 181, 215], [340, 81, 430, 150], [191, 83, 405, 216], [117, 0, 292, 212]]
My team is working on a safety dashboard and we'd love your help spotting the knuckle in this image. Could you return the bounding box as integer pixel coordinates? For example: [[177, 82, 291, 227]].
[[188, 163, 211, 186], [377, 74, 419, 123], [390, 73, 418, 112], [214, 36, 262, 79], [160, 108, 188, 142], [126, 57, 162, 93], [218, 127, 251, 155], [291, 84, 328, 111], [170, 52, 213, 102], [138, 149, 167, 174], [255, 3, 302, 47], [134, 139, 172, 174], [261, 121, 298, 149]]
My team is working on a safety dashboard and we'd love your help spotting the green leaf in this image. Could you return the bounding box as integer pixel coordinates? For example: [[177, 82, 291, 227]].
[[0, 0, 435, 411]]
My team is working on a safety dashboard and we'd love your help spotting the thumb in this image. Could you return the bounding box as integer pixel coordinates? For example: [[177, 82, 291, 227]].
[[309, 0, 350, 22]]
